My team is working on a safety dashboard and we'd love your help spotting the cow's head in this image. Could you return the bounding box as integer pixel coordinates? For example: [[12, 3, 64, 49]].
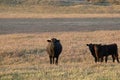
[[87, 43, 93, 49], [87, 43, 101, 48], [47, 38, 60, 43], [86, 43, 95, 54]]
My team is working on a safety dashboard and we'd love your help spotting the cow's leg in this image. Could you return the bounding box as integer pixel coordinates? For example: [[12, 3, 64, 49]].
[[116, 57, 120, 63], [112, 55, 115, 62], [49, 56, 52, 64], [115, 55, 120, 63], [94, 56, 99, 62], [95, 57, 97, 63], [53, 57, 55, 64], [98, 58, 100, 62], [96, 54, 99, 62], [105, 56, 108, 63], [55, 56, 59, 65], [101, 57, 104, 62]]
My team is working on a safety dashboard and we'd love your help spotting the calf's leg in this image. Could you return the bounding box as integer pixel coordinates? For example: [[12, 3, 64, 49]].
[[105, 56, 108, 63], [112, 55, 115, 62], [94, 57, 97, 63]]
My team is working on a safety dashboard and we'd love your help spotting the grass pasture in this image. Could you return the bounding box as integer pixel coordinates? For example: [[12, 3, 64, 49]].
[[0, 4, 120, 18], [0, 31, 120, 80]]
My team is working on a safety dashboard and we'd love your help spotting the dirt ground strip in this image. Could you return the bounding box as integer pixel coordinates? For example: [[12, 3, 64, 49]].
[[0, 16, 120, 34]]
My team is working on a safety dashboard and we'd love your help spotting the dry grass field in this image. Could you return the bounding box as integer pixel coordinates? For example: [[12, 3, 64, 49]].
[[0, 30, 120, 80], [0, 1, 120, 79]]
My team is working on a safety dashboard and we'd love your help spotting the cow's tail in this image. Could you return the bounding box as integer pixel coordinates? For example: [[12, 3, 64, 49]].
[[115, 44, 119, 56], [115, 44, 120, 63]]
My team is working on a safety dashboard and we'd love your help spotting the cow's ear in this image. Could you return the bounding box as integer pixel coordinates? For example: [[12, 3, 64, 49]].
[[57, 40, 60, 42], [47, 40, 51, 42], [86, 44, 89, 46]]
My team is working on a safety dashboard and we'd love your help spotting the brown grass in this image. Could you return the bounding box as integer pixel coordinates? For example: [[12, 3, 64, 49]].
[[0, 4, 120, 18], [0, 30, 120, 80]]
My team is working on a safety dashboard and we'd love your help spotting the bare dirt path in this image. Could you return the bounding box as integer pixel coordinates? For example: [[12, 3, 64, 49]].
[[0, 18, 120, 34]]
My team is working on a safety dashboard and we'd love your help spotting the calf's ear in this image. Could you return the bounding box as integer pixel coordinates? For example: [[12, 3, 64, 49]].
[[86, 44, 89, 46], [47, 40, 51, 42]]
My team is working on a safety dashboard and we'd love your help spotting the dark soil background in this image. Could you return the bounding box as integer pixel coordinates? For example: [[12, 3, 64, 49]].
[[0, 18, 120, 34]]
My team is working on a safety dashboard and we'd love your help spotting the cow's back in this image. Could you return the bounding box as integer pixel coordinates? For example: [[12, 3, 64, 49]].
[[106, 44, 118, 55]]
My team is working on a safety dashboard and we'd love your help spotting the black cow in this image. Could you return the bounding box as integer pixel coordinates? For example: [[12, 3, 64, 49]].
[[87, 43, 119, 63], [100, 44, 119, 63], [46, 38, 62, 65], [86, 43, 100, 62]]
